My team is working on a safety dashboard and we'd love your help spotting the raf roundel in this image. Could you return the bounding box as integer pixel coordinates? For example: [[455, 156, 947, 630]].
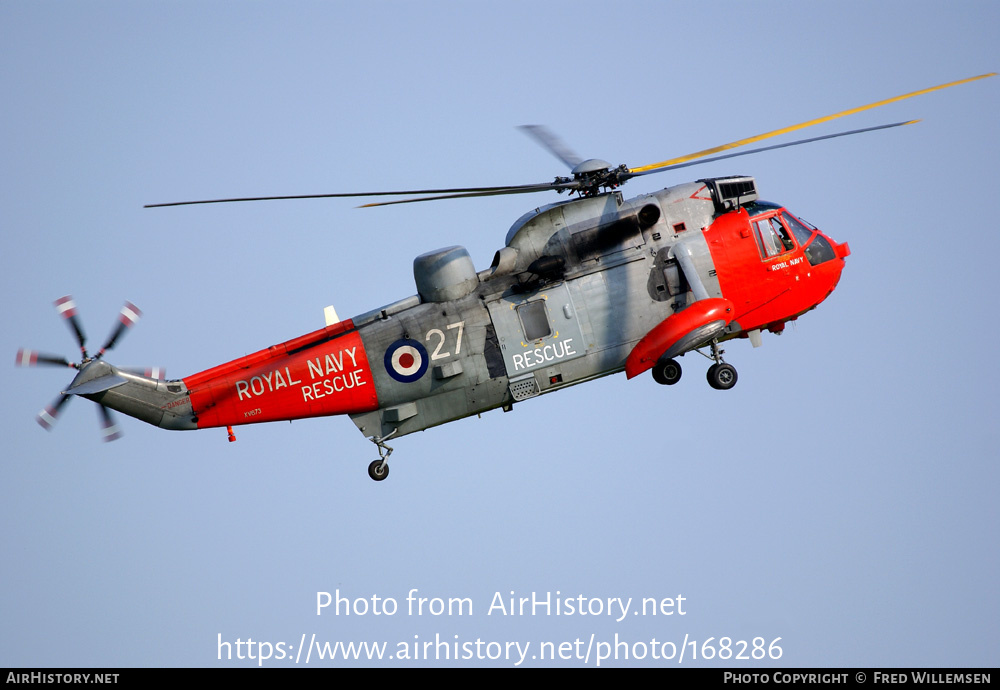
[[384, 339, 429, 383]]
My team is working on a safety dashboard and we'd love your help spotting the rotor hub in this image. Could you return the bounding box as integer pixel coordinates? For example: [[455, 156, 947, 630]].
[[568, 159, 629, 197], [570, 158, 612, 175]]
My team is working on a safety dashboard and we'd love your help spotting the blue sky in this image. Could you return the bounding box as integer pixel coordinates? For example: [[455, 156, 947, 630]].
[[2, 1, 997, 667]]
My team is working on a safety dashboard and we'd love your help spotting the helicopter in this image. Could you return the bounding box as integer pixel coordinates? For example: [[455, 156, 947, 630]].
[[16, 73, 994, 481]]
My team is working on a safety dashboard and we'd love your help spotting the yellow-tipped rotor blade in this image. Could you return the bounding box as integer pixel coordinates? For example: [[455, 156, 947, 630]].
[[628, 73, 996, 174]]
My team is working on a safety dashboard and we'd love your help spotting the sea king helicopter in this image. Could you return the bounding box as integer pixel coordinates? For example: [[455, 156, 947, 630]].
[[17, 74, 994, 480]]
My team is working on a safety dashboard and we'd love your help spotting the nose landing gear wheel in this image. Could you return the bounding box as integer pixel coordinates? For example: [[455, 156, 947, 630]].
[[707, 362, 738, 390], [368, 460, 389, 481]]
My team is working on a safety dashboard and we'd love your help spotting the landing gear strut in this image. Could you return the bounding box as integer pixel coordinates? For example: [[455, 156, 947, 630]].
[[367, 429, 397, 481], [702, 340, 738, 390]]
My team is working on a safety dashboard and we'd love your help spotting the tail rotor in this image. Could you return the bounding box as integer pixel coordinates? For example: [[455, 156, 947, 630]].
[[17, 296, 154, 442]]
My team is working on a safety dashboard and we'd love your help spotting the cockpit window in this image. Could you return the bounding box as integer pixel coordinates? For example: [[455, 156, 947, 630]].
[[770, 217, 795, 251], [805, 234, 837, 266], [781, 212, 814, 246], [752, 216, 794, 258], [795, 215, 818, 231], [745, 200, 783, 216], [780, 210, 837, 266]]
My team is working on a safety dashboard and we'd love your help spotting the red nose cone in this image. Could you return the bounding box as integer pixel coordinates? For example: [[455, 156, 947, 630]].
[[836, 241, 851, 259]]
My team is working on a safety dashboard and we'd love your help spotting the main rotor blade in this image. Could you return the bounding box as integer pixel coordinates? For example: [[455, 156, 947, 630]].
[[357, 180, 580, 208], [16, 348, 73, 368], [628, 73, 996, 175], [519, 125, 584, 169], [146, 183, 571, 208], [624, 120, 919, 178]]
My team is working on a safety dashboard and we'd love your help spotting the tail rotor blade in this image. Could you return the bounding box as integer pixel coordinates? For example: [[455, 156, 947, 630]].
[[120, 366, 166, 379], [22, 296, 145, 439], [54, 296, 87, 356], [98, 404, 123, 442], [98, 301, 141, 356], [36, 393, 72, 431], [16, 348, 73, 369]]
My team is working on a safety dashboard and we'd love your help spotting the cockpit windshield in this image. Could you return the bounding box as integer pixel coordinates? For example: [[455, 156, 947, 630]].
[[783, 210, 836, 266], [781, 212, 813, 246], [748, 204, 838, 266]]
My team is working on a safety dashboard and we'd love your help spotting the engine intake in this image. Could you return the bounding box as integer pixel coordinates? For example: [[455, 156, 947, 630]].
[[413, 246, 479, 303]]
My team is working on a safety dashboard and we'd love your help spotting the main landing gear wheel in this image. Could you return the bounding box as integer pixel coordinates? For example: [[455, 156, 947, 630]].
[[368, 460, 389, 481], [707, 362, 738, 390], [652, 357, 682, 385]]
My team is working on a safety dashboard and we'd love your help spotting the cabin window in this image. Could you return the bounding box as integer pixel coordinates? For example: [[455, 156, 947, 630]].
[[517, 300, 551, 341]]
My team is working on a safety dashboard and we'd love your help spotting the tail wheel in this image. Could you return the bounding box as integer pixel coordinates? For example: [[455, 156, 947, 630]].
[[368, 460, 389, 481]]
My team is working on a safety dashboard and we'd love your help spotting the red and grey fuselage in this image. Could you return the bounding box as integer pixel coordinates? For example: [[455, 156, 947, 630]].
[[81, 178, 848, 441]]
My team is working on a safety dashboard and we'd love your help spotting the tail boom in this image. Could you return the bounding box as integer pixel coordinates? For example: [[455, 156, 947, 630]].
[[179, 319, 378, 430]]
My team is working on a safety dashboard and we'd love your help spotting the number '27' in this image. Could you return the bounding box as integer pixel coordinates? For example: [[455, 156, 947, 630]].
[[425, 321, 464, 360]]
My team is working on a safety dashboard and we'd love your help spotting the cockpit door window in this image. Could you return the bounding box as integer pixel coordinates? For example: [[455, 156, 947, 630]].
[[752, 216, 794, 259]]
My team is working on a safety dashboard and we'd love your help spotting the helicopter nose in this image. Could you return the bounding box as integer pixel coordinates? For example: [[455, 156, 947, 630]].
[[797, 232, 850, 314]]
